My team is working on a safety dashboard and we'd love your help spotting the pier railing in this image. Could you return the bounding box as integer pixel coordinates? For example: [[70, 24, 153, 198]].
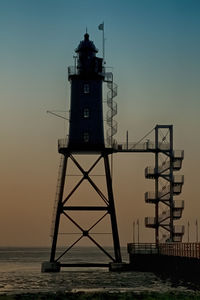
[[159, 243, 200, 259], [128, 243, 200, 259], [127, 243, 158, 254]]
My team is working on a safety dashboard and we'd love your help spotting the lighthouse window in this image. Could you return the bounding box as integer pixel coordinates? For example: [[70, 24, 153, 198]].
[[83, 83, 90, 94], [83, 108, 90, 118], [83, 132, 89, 143]]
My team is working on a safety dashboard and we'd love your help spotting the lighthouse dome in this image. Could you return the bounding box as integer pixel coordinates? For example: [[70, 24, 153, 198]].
[[75, 33, 98, 54]]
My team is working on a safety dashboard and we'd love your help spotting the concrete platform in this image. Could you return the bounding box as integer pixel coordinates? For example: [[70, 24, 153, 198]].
[[41, 261, 61, 273], [41, 261, 129, 272], [109, 262, 128, 272]]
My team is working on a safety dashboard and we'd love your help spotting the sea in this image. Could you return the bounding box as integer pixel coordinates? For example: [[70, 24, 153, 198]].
[[0, 246, 199, 295]]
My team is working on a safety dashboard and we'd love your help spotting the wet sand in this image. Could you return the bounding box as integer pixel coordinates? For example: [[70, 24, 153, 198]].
[[0, 291, 200, 300]]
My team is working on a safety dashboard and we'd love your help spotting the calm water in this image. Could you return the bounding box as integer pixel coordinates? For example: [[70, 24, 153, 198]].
[[0, 247, 197, 294]]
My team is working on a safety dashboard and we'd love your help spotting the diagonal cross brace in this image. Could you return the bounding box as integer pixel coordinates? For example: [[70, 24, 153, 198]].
[[61, 211, 115, 261], [62, 154, 109, 206]]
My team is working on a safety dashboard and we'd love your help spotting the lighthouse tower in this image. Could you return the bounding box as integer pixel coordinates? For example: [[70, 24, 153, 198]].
[[68, 32, 105, 151], [42, 33, 122, 272]]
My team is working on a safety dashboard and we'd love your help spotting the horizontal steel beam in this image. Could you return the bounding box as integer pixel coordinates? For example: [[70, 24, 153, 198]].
[[62, 206, 108, 211], [60, 263, 109, 268], [114, 149, 170, 153]]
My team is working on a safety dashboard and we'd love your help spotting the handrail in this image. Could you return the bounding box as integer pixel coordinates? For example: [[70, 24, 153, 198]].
[[106, 77, 118, 146], [128, 242, 200, 259], [127, 243, 158, 254], [159, 242, 200, 258], [50, 156, 65, 238]]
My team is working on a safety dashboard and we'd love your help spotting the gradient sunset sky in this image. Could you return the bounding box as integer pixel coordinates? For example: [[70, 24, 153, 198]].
[[1, 0, 200, 246]]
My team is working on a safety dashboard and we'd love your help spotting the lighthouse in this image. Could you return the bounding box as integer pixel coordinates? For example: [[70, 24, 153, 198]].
[[68, 33, 105, 151], [41, 32, 185, 274], [42, 32, 122, 272]]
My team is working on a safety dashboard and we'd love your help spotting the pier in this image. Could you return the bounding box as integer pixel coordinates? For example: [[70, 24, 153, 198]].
[[127, 243, 200, 276]]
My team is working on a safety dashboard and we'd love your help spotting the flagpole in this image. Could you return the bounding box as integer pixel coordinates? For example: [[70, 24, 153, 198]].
[[133, 221, 135, 243], [98, 22, 105, 64], [102, 22, 105, 64], [137, 219, 140, 244], [187, 221, 190, 243]]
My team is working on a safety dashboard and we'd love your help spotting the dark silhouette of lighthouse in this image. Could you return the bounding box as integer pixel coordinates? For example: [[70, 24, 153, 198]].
[[68, 33, 105, 150], [42, 32, 122, 272]]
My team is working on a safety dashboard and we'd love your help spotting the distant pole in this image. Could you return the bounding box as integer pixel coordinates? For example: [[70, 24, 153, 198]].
[[126, 131, 129, 150], [196, 219, 198, 243], [137, 219, 140, 244], [133, 221, 135, 243], [187, 221, 190, 243]]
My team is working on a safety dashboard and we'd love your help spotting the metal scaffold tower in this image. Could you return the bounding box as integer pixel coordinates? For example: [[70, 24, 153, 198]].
[[112, 125, 185, 244], [144, 125, 184, 244]]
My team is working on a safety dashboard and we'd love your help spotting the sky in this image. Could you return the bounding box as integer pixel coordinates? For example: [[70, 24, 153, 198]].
[[0, 0, 200, 247]]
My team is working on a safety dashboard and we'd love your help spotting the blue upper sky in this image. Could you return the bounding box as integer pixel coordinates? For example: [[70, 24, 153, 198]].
[[1, 0, 199, 133]]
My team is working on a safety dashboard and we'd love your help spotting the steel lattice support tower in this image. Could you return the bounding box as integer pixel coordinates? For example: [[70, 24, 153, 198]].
[[49, 150, 122, 267]]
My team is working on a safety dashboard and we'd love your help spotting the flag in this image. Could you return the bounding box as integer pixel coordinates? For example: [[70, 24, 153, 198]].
[[98, 23, 104, 31]]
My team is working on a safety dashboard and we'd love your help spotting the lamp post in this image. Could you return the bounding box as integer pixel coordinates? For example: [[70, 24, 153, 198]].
[[133, 221, 135, 243], [137, 219, 140, 244], [196, 219, 198, 243], [187, 221, 190, 243]]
